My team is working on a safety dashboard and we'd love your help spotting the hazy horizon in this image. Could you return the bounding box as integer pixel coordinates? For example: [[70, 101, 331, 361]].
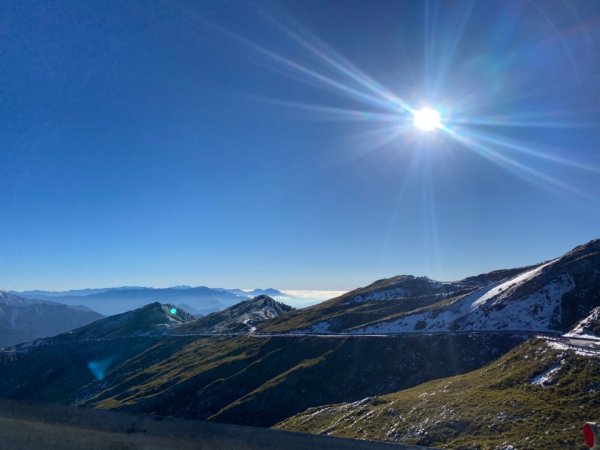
[[3, 236, 596, 292]]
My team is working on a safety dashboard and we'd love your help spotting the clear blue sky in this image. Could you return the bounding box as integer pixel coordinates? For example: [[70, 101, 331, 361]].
[[1, 0, 600, 291]]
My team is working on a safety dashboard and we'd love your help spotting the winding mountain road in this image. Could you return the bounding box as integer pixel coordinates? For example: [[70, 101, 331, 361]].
[[0, 329, 568, 353]]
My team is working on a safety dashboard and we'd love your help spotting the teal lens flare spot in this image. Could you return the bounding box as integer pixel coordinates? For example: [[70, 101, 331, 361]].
[[170, 307, 177, 314], [87, 358, 112, 381]]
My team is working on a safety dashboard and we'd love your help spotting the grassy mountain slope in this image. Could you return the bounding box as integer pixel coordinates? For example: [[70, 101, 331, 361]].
[[276, 338, 599, 449], [0, 331, 526, 428]]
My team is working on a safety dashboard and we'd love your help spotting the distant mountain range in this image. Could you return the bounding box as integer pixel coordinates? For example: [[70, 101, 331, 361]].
[[0, 291, 104, 347], [11, 286, 287, 316]]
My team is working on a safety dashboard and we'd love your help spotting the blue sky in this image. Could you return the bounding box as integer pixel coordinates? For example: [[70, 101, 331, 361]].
[[1, 0, 600, 291]]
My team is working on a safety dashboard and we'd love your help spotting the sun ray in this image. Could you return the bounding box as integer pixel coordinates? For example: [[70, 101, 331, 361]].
[[444, 127, 596, 203], [430, 0, 476, 99], [448, 115, 597, 130], [322, 124, 413, 168], [260, 13, 413, 113], [174, 5, 401, 112], [459, 128, 600, 174], [236, 95, 402, 123]]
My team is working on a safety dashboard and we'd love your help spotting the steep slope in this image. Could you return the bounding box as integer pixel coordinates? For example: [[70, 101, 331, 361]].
[[262, 239, 600, 334], [177, 295, 293, 334], [0, 326, 526, 427], [276, 335, 600, 449], [0, 291, 103, 347]]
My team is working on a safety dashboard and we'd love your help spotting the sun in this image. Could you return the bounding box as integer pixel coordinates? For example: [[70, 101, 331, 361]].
[[413, 107, 442, 132]]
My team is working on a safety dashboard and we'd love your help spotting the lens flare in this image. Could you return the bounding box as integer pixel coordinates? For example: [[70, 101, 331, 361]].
[[87, 358, 113, 381]]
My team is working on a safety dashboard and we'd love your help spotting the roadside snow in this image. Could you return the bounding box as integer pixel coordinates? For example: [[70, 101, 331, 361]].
[[546, 340, 600, 357], [565, 307, 600, 338]]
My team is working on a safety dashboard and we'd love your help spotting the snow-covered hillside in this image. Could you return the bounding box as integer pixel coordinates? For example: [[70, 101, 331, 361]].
[[343, 275, 470, 304], [317, 239, 600, 335], [265, 239, 600, 335], [350, 260, 577, 333]]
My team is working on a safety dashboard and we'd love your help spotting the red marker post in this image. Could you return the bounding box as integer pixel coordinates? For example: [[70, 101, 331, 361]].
[[584, 422, 600, 449]]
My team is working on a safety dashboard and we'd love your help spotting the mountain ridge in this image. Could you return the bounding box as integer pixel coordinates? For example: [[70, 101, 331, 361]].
[[0, 291, 104, 347], [261, 239, 600, 335], [177, 295, 294, 334]]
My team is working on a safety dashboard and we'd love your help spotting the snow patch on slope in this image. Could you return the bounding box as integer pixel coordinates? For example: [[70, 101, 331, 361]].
[[532, 362, 563, 386], [291, 321, 332, 334], [470, 261, 555, 310], [237, 308, 282, 333], [353, 287, 410, 302]]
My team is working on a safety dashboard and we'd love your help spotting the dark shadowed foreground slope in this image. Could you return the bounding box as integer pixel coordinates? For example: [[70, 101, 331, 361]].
[[0, 398, 435, 450]]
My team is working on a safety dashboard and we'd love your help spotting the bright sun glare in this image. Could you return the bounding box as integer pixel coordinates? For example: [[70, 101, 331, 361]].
[[413, 107, 442, 132]]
